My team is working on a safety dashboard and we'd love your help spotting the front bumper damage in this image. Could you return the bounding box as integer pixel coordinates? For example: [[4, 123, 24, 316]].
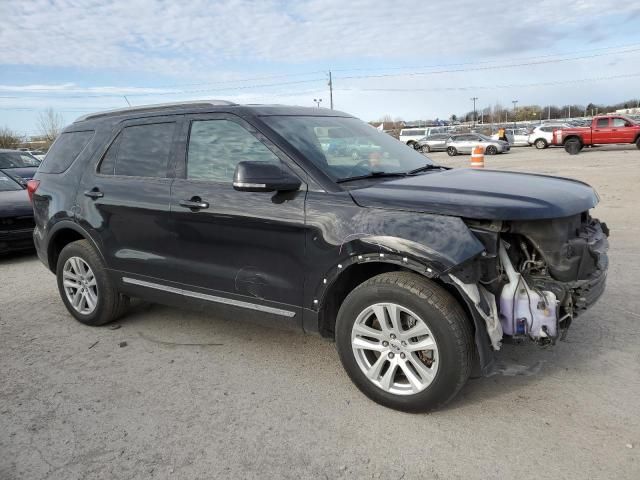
[[446, 215, 609, 370]]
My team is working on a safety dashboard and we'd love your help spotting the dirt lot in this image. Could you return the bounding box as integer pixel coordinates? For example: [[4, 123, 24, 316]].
[[1, 145, 639, 479]]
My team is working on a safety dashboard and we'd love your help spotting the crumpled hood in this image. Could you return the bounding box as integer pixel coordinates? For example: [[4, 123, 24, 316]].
[[349, 168, 599, 220]]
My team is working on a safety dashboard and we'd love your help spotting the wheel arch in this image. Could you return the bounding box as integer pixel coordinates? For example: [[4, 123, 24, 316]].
[[46, 221, 104, 273], [562, 134, 583, 146], [316, 256, 491, 376]]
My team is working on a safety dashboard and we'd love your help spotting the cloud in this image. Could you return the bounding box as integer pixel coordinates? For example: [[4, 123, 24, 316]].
[[1, 0, 638, 75]]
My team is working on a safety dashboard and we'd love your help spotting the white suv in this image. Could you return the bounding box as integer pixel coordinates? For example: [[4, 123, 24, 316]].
[[528, 124, 569, 149], [399, 127, 448, 149]]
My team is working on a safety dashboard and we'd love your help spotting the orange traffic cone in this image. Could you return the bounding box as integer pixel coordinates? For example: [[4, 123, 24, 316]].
[[470, 145, 484, 168]]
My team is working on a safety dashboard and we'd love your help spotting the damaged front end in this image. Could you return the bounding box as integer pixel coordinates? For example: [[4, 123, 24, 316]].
[[448, 212, 609, 350]]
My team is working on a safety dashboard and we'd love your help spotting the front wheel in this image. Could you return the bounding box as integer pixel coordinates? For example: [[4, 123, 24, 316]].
[[564, 138, 583, 155], [56, 239, 128, 326], [636, 137, 640, 149], [335, 272, 473, 412], [446, 146, 457, 156], [421, 144, 431, 153]]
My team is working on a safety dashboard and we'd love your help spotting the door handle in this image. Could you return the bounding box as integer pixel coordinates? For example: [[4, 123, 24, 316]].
[[179, 197, 209, 211], [84, 189, 104, 199]]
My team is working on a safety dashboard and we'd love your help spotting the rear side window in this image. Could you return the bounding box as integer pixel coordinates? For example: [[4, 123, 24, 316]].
[[39, 130, 94, 173], [100, 122, 176, 177]]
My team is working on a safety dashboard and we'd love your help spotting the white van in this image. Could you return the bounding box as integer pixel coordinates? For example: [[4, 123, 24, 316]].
[[399, 127, 448, 149]]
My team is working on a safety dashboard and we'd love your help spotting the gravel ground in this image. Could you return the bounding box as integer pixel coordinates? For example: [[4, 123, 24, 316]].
[[1, 144, 639, 479]]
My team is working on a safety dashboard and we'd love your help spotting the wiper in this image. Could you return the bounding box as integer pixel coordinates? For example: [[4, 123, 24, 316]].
[[407, 164, 449, 175], [336, 171, 407, 183]]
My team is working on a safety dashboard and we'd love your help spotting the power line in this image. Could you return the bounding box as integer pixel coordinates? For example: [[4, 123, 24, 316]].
[[335, 47, 640, 81], [333, 72, 640, 92]]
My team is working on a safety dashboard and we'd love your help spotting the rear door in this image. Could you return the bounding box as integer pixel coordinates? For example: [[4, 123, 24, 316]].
[[592, 117, 611, 144], [78, 116, 182, 279], [167, 113, 307, 324]]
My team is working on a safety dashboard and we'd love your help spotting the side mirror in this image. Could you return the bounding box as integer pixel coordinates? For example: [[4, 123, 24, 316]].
[[233, 161, 301, 193]]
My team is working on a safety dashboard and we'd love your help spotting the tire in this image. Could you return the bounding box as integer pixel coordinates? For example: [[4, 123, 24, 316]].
[[485, 145, 498, 155], [446, 146, 457, 156], [534, 138, 547, 149], [408, 141, 419, 151], [564, 138, 583, 155], [421, 144, 431, 153], [636, 137, 640, 150], [335, 272, 473, 412], [56, 239, 128, 326]]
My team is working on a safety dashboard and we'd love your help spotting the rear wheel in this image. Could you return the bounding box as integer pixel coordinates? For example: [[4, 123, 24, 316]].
[[56, 240, 128, 326], [564, 138, 583, 155], [485, 145, 498, 155], [534, 138, 547, 149], [335, 272, 473, 412], [446, 146, 457, 156]]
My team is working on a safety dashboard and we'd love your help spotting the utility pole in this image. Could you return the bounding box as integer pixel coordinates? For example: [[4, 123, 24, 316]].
[[328, 71, 334, 109], [512, 100, 518, 130], [470, 97, 478, 127], [568, 105, 571, 119], [548, 105, 551, 120], [313, 98, 322, 108]]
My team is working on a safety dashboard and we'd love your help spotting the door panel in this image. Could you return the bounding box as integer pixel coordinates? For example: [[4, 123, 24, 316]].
[[167, 114, 308, 313], [78, 116, 182, 278], [592, 118, 611, 144]]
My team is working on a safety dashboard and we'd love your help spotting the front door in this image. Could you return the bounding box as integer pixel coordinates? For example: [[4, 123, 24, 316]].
[[168, 114, 307, 323]]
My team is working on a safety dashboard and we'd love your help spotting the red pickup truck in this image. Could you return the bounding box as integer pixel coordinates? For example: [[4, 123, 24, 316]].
[[552, 115, 640, 154]]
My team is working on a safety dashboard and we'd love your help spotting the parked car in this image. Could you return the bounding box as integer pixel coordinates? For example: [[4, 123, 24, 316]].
[[17, 148, 47, 160], [552, 115, 640, 154], [528, 124, 569, 149], [491, 128, 530, 147], [0, 149, 42, 180], [416, 133, 450, 153], [31, 101, 609, 412], [0, 169, 35, 254], [399, 127, 448, 149], [445, 134, 510, 156]]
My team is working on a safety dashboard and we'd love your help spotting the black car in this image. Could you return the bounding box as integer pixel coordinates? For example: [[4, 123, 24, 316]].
[[0, 149, 42, 180], [30, 101, 609, 412], [0, 170, 35, 253]]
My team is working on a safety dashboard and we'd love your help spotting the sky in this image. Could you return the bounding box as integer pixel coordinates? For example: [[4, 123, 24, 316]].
[[1, 0, 640, 136]]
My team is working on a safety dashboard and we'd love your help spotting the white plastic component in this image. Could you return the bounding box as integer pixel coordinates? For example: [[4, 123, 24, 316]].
[[498, 242, 558, 339], [450, 275, 503, 350]]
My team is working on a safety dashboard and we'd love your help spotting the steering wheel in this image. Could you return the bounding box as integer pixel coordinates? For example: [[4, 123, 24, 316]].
[[346, 159, 371, 177]]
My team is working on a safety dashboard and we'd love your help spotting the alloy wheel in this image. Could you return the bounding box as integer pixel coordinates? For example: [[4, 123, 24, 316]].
[[351, 303, 439, 395], [62, 256, 99, 315]]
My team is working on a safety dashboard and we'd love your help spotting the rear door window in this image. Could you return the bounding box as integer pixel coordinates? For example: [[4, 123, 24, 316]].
[[110, 122, 176, 177], [37, 130, 94, 173]]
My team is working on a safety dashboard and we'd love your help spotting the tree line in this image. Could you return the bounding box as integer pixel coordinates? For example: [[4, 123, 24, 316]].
[[0, 108, 64, 149]]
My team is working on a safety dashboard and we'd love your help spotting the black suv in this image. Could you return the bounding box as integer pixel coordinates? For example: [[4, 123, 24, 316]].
[[31, 101, 609, 412]]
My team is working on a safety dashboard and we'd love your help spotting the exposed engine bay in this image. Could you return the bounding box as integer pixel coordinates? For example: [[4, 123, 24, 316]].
[[450, 212, 609, 348]]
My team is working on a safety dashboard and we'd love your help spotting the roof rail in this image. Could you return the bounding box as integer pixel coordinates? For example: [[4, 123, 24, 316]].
[[74, 99, 238, 122]]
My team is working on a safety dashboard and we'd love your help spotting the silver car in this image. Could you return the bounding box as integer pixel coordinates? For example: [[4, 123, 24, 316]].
[[416, 133, 450, 153], [445, 134, 510, 156]]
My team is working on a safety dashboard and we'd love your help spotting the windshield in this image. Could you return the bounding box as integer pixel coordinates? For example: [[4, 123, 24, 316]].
[[0, 171, 23, 191], [0, 151, 41, 169], [263, 116, 431, 181]]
